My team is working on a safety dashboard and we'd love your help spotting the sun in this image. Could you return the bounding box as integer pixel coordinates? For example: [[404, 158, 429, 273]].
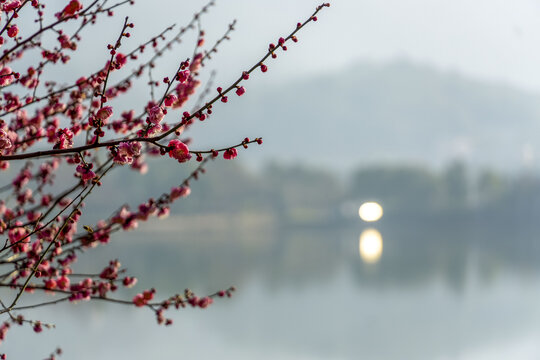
[[358, 202, 383, 222]]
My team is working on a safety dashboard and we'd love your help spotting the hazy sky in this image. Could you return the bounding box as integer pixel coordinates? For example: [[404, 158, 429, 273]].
[[117, 0, 540, 93], [23, 0, 540, 172]]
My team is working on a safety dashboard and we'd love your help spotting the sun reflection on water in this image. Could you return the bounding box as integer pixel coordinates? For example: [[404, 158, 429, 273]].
[[359, 228, 383, 264]]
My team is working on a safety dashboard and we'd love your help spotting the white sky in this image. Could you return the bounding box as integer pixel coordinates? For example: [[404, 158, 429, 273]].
[[119, 0, 540, 93], [37, 0, 540, 94]]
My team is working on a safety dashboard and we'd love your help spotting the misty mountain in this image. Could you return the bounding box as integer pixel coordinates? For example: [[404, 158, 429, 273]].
[[189, 60, 540, 173]]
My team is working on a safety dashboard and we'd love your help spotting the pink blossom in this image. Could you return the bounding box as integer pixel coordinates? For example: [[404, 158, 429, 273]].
[[55, 128, 73, 149], [58, 34, 76, 50], [198, 296, 213, 309], [133, 289, 154, 307], [7, 25, 18, 38], [95, 106, 113, 122], [223, 148, 238, 160], [157, 207, 170, 219], [26, 211, 41, 222], [76, 164, 96, 181], [57, 276, 70, 290], [188, 296, 199, 307], [0, 322, 10, 343], [177, 70, 190, 84], [122, 277, 137, 288], [76, 76, 89, 89], [16, 188, 32, 205], [33, 322, 42, 333], [144, 124, 162, 136], [190, 53, 203, 72], [60, 0, 82, 18], [148, 105, 164, 124], [112, 207, 138, 230], [113, 141, 141, 165], [168, 139, 192, 163], [163, 94, 178, 107], [3, 1, 21, 12], [173, 78, 200, 108], [44, 279, 57, 290], [133, 294, 146, 307], [115, 53, 127, 68], [0, 67, 14, 86], [97, 282, 111, 297], [100, 260, 120, 280], [8, 223, 30, 254], [137, 201, 157, 221], [0, 130, 12, 153], [170, 186, 191, 200], [91, 221, 110, 245]]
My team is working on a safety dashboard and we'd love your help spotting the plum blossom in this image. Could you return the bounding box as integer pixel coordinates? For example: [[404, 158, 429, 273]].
[[223, 148, 238, 160], [115, 53, 127, 68], [58, 33, 77, 50], [145, 124, 162, 136], [57, 276, 70, 291], [95, 106, 113, 123], [0, 130, 12, 154], [2, 1, 21, 12], [157, 207, 170, 219], [8, 222, 30, 254], [123, 277, 137, 288], [55, 128, 74, 149], [148, 105, 164, 124], [173, 77, 200, 108], [133, 289, 155, 307], [0, 67, 14, 86], [190, 53, 203, 72], [197, 296, 213, 309], [177, 70, 190, 84], [112, 141, 142, 165], [163, 94, 178, 107], [170, 186, 191, 200], [58, 0, 82, 18], [76, 164, 96, 181], [7, 25, 18, 38], [168, 139, 191, 163], [112, 207, 138, 230]]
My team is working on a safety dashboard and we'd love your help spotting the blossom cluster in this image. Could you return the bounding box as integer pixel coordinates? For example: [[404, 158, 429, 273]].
[[0, 0, 329, 356]]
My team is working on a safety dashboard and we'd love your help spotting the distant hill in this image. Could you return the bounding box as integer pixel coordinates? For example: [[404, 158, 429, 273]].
[[187, 60, 540, 173]]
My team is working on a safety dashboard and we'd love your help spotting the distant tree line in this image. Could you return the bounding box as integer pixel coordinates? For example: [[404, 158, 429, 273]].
[[91, 159, 540, 226]]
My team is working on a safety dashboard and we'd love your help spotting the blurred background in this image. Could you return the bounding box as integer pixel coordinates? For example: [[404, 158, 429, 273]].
[[6, 0, 540, 358]]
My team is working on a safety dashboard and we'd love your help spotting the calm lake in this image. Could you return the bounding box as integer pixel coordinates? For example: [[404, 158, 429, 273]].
[[3, 213, 540, 359]]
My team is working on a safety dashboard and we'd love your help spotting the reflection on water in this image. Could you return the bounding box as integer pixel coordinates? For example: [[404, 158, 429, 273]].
[[358, 201, 384, 222], [4, 215, 540, 359], [359, 228, 383, 263]]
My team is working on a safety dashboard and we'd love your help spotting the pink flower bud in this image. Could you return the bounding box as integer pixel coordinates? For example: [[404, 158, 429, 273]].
[[7, 25, 18, 38], [223, 148, 238, 160], [236, 86, 246, 96]]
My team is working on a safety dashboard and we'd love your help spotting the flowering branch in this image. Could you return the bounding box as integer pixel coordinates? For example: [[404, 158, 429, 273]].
[[0, 0, 330, 353], [0, 3, 328, 161]]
